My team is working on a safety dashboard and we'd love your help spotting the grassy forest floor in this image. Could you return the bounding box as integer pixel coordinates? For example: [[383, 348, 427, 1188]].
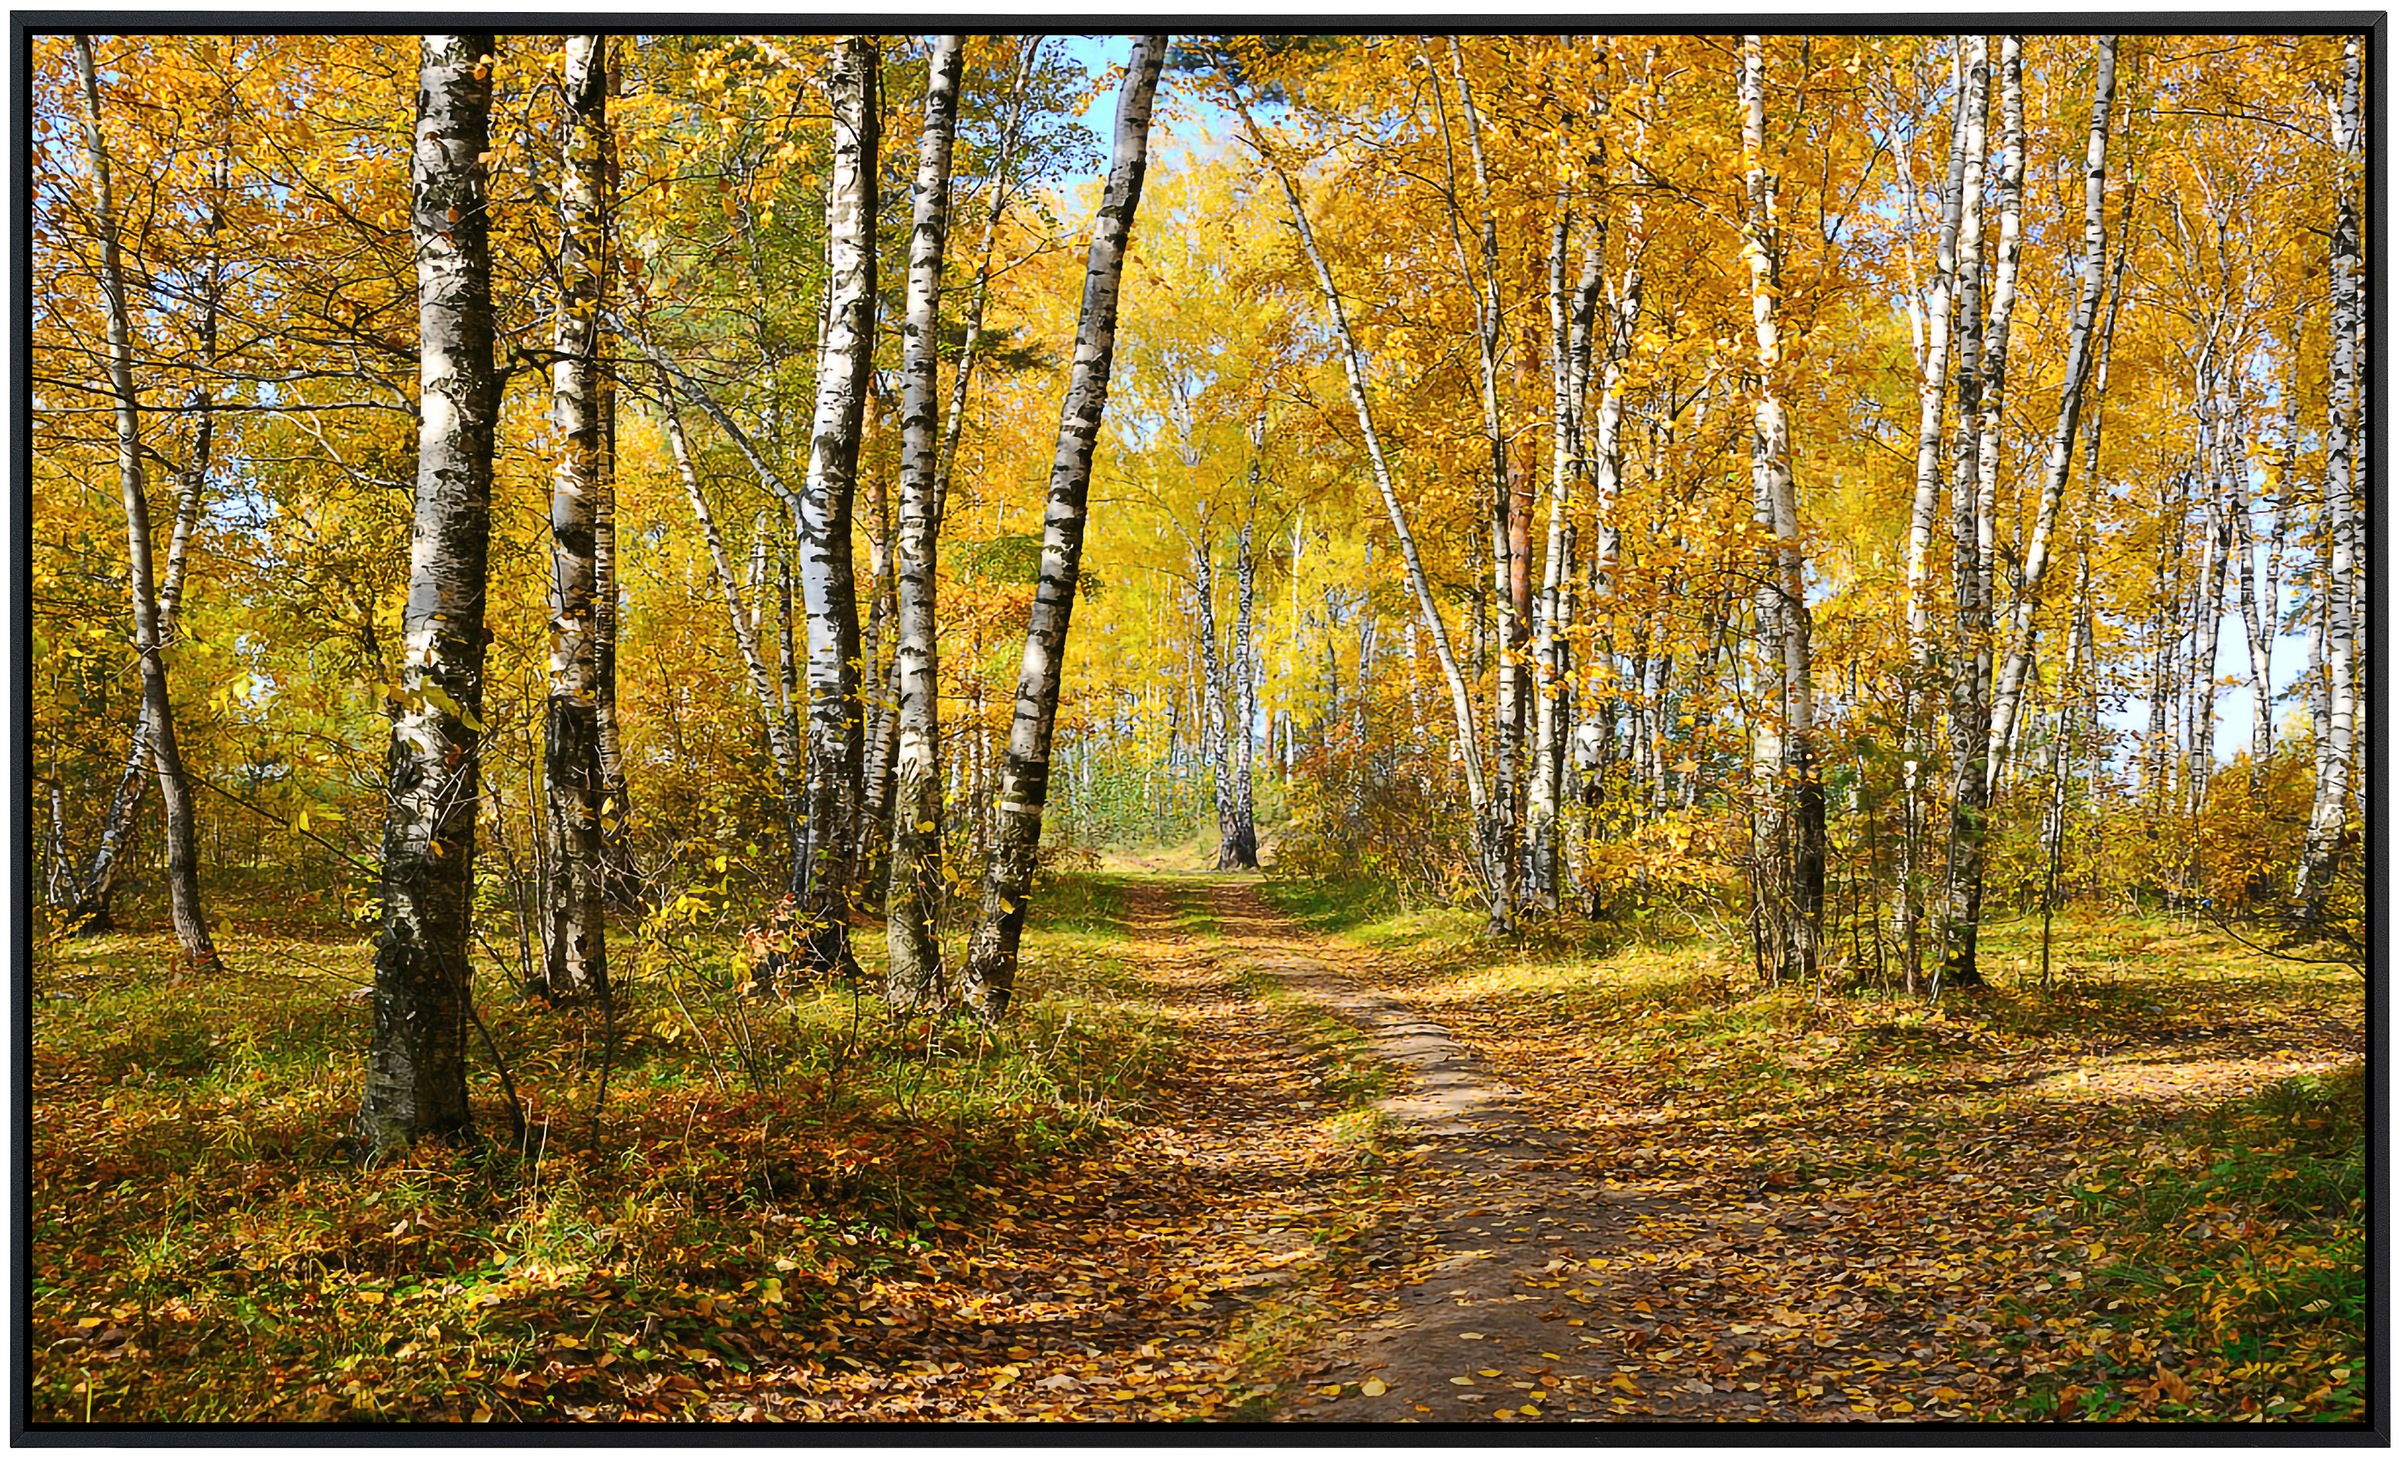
[[29, 871, 2366, 1424]]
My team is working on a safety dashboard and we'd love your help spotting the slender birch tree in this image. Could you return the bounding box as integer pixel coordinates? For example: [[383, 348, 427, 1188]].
[[2297, 34, 2361, 919], [1936, 35, 1993, 989], [792, 38, 880, 980], [956, 34, 1166, 1019], [659, 381, 804, 813], [72, 35, 219, 968], [1225, 65, 1510, 934], [1985, 37, 2117, 788], [1740, 34, 1824, 985], [537, 33, 610, 1001], [886, 33, 965, 1009], [1895, 41, 1975, 988]]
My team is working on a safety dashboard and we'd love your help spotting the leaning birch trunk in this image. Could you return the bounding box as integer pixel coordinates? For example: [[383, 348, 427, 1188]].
[[659, 384, 804, 806], [66, 258, 217, 934], [1894, 41, 1975, 988], [1936, 35, 1993, 990], [955, 34, 1165, 1020], [613, 319, 822, 899], [1984, 36, 2116, 792], [357, 33, 498, 1151], [1740, 34, 1823, 987], [156, 142, 227, 656], [884, 33, 965, 1009], [73, 35, 218, 968], [931, 41, 1033, 527], [538, 34, 610, 1002], [2298, 34, 2362, 918], [60, 127, 223, 934], [792, 38, 879, 981], [1230, 85, 1499, 919]]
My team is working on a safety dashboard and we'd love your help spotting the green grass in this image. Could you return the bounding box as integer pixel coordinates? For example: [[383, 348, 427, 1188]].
[[2032, 1063, 2367, 1422]]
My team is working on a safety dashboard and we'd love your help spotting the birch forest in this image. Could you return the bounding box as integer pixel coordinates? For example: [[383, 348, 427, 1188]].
[[28, 29, 2371, 1426]]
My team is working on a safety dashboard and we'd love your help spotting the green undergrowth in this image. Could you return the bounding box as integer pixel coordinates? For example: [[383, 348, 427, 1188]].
[[29, 873, 1166, 1423], [2019, 1062, 2367, 1422]]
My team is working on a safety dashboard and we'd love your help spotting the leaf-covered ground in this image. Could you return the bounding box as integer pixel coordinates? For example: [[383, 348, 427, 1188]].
[[29, 875, 1398, 1423], [29, 873, 2365, 1425], [1262, 878, 2368, 1424]]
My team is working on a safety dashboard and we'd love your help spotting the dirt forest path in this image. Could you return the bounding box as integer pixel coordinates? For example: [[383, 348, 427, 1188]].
[[1162, 875, 1772, 1423], [767, 872, 2023, 1422]]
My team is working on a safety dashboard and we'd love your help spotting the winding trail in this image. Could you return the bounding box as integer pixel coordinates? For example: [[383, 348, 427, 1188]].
[[1161, 875, 1767, 1423]]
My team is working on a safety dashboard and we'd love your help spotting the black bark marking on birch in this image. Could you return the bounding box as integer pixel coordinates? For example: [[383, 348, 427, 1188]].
[[958, 34, 1166, 1021], [539, 34, 610, 1004], [357, 34, 497, 1152], [887, 34, 965, 1011], [793, 38, 880, 983]]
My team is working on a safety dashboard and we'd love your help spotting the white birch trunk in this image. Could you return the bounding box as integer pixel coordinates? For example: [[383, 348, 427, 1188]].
[[1894, 38, 1975, 987], [1231, 85, 1502, 923], [957, 35, 1165, 1018], [358, 33, 498, 1150], [538, 34, 610, 1001], [2299, 36, 2362, 914], [885, 35, 965, 1007], [1937, 36, 1993, 989], [792, 38, 880, 979], [1741, 35, 1824, 985], [1984, 36, 2116, 792]]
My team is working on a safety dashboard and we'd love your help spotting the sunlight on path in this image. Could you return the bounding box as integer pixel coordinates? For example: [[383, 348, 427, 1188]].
[[1182, 879, 1780, 1423]]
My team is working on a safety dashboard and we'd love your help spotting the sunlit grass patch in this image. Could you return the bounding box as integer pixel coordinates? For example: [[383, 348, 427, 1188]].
[[28, 874, 1170, 1423]]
